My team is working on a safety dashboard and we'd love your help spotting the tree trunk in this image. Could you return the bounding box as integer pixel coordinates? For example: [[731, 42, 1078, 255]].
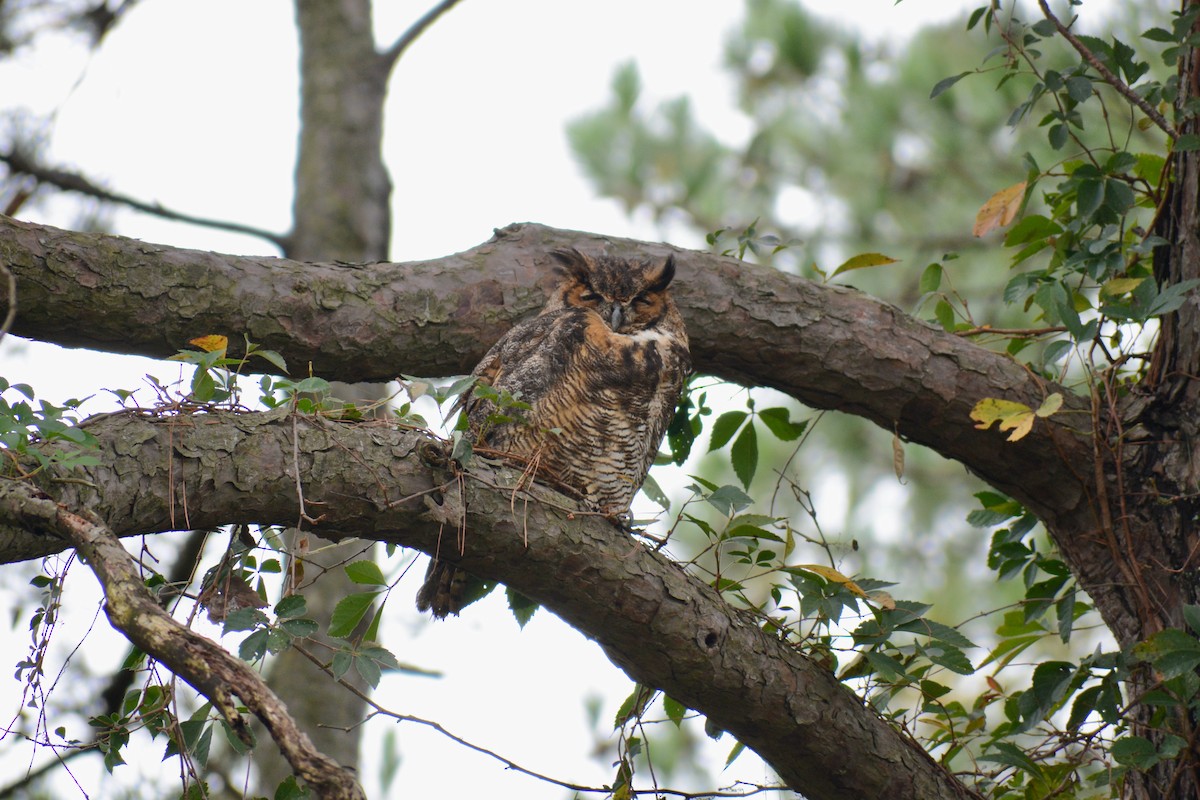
[[253, 0, 393, 792], [1106, 20, 1200, 798]]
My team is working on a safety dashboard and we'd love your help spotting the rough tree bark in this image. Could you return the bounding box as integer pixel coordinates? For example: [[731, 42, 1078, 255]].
[[251, 0, 396, 790], [1, 189, 1198, 797], [0, 213, 1095, 799], [0, 411, 980, 800]]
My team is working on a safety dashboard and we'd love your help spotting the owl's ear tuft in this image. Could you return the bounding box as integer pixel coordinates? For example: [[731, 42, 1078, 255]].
[[549, 247, 591, 280], [647, 254, 676, 293]]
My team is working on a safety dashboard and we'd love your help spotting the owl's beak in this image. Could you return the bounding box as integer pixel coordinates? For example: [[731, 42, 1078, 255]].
[[608, 303, 625, 331]]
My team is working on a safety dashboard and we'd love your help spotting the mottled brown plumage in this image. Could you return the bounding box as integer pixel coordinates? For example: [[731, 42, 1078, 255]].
[[415, 247, 690, 618]]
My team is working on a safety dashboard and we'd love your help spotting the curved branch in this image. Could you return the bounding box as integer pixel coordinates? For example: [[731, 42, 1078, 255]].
[[0, 478, 363, 799], [0, 411, 978, 800], [0, 215, 1129, 648], [379, 0, 464, 72], [1035, 0, 1178, 139], [1, 151, 290, 250], [0, 216, 1091, 503]]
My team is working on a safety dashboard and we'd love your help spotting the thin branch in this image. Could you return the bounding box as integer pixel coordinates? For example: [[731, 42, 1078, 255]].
[[0, 481, 364, 799], [954, 325, 1068, 337], [379, 0, 464, 72], [0, 528, 212, 799], [0, 150, 290, 250], [292, 643, 787, 799], [1036, 0, 1179, 139]]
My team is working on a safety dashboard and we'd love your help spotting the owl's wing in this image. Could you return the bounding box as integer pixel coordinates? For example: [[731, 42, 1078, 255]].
[[645, 338, 691, 468], [459, 309, 582, 435]]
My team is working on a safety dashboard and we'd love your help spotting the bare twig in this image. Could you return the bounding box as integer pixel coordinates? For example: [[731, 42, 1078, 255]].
[[291, 644, 786, 799], [0, 150, 290, 250], [379, 0, 464, 71], [954, 325, 1068, 338], [1036, 0, 1179, 139]]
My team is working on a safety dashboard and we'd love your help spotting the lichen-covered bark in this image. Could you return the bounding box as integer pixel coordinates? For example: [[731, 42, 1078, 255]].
[[0, 411, 979, 800]]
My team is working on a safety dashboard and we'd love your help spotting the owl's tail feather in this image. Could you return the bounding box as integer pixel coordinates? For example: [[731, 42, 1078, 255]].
[[415, 558, 469, 618]]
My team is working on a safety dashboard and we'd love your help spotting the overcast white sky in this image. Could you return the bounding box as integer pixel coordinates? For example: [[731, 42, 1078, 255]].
[[0, 2, 1019, 798]]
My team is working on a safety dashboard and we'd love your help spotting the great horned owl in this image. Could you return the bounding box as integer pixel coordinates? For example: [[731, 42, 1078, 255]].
[[416, 247, 691, 618]]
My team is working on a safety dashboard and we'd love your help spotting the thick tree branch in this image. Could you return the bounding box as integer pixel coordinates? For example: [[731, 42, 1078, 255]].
[[0, 478, 363, 799], [0, 215, 1092, 508], [2, 215, 1139, 640], [0, 411, 979, 800]]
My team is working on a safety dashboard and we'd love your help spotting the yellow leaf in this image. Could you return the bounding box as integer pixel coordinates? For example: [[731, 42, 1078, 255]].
[[1101, 277, 1144, 297], [830, 252, 899, 278], [1035, 392, 1063, 418], [795, 564, 869, 598], [189, 334, 228, 353], [970, 397, 1036, 442], [972, 181, 1027, 237]]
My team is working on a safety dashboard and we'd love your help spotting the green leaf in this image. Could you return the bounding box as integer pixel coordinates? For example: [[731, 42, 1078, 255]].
[[724, 740, 746, 768], [221, 718, 255, 755], [1067, 684, 1107, 730], [730, 423, 758, 488], [274, 594, 308, 620], [934, 299, 955, 331], [344, 560, 387, 586], [705, 484, 754, 516], [708, 411, 747, 451], [1064, 75, 1092, 103], [613, 684, 654, 730], [252, 348, 289, 374], [1134, 628, 1200, 679], [1142, 26, 1175, 43], [758, 407, 807, 441], [355, 654, 383, 688], [279, 618, 318, 638], [899, 618, 976, 649], [331, 650, 353, 680], [1030, 661, 1075, 712], [1004, 213, 1062, 246], [223, 608, 268, 634], [830, 252, 898, 278], [663, 695, 687, 728], [1076, 178, 1105, 218], [1112, 736, 1160, 769], [273, 774, 311, 800], [328, 592, 379, 639], [238, 629, 269, 662], [666, 395, 696, 465], [930, 71, 970, 99], [919, 642, 974, 675], [981, 741, 1044, 776], [640, 473, 670, 508], [506, 587, 539, 629], [918, 263, 942, 294], [1175, 134, 1200, 152], [1183, 604, 1200, 635]]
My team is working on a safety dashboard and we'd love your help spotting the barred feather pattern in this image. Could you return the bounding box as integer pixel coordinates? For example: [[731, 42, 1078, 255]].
[[415, 248, 690, 618]]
